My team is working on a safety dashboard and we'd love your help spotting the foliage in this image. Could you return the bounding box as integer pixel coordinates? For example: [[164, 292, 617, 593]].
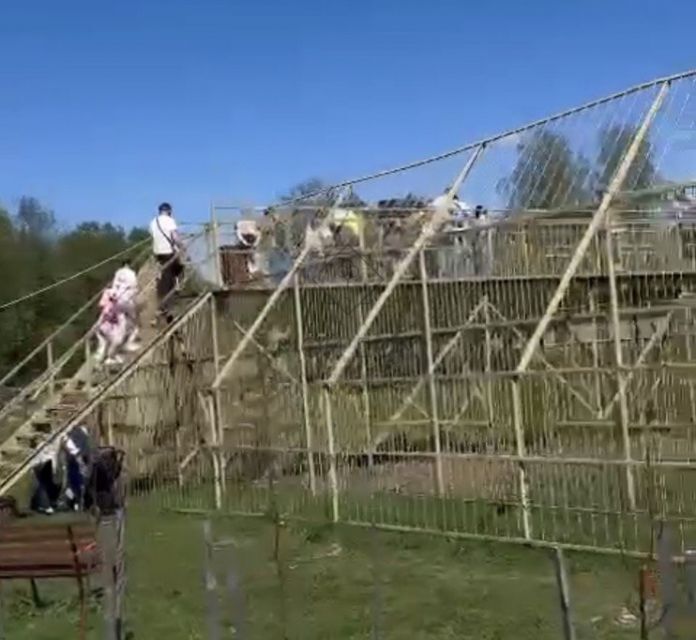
[[0, 197, 147, 380], [594, 123, 658, 193], [500, 124, 658, 211], [499, 130, 592, 210]]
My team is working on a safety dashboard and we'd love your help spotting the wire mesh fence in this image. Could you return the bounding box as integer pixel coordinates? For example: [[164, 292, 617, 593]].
[[10, 73, 696, 569], [25, 71, 691, 562]]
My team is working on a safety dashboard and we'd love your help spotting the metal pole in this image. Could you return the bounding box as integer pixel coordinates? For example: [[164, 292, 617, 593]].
[[604, 221, 636, 510], [292, 275, 316, 494], [419, 248, 444, 495], [327, 144, 485, 388], [322, 388, 340, 522], [516, 82, 670, 374]]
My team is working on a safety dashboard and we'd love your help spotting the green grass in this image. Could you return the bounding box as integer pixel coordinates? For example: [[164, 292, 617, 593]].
[[2, 500, 655, 639]]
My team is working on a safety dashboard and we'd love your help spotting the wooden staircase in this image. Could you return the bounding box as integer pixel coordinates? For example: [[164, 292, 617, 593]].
[[0, 257, 176, 484]]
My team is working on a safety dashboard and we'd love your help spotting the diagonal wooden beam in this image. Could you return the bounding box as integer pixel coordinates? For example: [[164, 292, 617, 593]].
[[599, 311, 673, 420], [487, 302, 596, 414], [388, 299, 486, 422]]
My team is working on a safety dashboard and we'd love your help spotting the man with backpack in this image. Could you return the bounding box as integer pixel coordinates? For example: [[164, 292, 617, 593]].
[[149, 202, 183, 323]]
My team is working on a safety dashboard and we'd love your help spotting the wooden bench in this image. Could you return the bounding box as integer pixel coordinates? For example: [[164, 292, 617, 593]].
[[0, 515, 100, 639]]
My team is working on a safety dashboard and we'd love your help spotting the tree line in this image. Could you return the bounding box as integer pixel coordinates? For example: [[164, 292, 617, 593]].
[[0, 197, 147, 382]]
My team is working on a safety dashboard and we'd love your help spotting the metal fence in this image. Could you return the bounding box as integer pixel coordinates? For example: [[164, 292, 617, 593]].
[[10, 71, 696, 562]]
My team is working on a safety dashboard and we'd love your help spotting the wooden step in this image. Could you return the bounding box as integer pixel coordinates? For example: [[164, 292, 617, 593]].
[[0, 461, 18, 479], [59, 391, 88, 405], [31, 417, 53, 433], [15, 432, 48, 448], [2, 446, 30, 462]]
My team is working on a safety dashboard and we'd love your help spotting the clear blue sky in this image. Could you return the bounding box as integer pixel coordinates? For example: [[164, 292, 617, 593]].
[[1, 0, 694, 230]]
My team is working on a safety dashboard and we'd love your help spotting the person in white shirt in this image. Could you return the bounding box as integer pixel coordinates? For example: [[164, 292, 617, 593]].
[[149, 202, 183, 321], [111, 259, 140, 351]]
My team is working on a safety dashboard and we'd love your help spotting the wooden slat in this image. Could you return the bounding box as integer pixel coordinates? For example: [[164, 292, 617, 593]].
[[0, 566, 97, 579], [0, 523, 95, 542], [0, 545, 98, 561], [0, 520, 100, 580]]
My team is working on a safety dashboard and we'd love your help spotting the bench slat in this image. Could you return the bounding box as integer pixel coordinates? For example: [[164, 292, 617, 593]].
[[0, 532, 95, 545], [0, 547, 98, 567], [0, 526, 96, 542], [0, 519, 100, 580], [0, 566, 97, 579]]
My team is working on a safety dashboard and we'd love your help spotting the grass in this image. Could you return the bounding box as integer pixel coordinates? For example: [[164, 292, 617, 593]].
[[2, 499, 656, 639]]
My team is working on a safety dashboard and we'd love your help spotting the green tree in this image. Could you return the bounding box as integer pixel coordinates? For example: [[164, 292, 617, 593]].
[[282, 178, 331, 205], [593, 124, 657, 194], [499, 130, 591, 210], [0, 197, 147, 379]]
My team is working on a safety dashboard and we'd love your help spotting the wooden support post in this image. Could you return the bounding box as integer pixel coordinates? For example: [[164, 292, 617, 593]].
[[176, 429, 184, 490], [322, 388, 340, 522], [511, 379, 532, 540], [357, 227, 374, 470], [483, 296, 495, 433], [589, 292, 603, 415], [292, 275, 316, 494], [83, 340, 92, 391], [419, 248, 444, 496], [685, 309, 696, 425], [389, 299, 486, 422], [604, 222, 636, 510], [209, 295, 226, 500], [46, 340, 55, 396], [210, 204, 223, 289]]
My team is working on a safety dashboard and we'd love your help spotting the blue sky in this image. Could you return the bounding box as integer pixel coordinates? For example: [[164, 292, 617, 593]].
[[1, 0, 695, 230]]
